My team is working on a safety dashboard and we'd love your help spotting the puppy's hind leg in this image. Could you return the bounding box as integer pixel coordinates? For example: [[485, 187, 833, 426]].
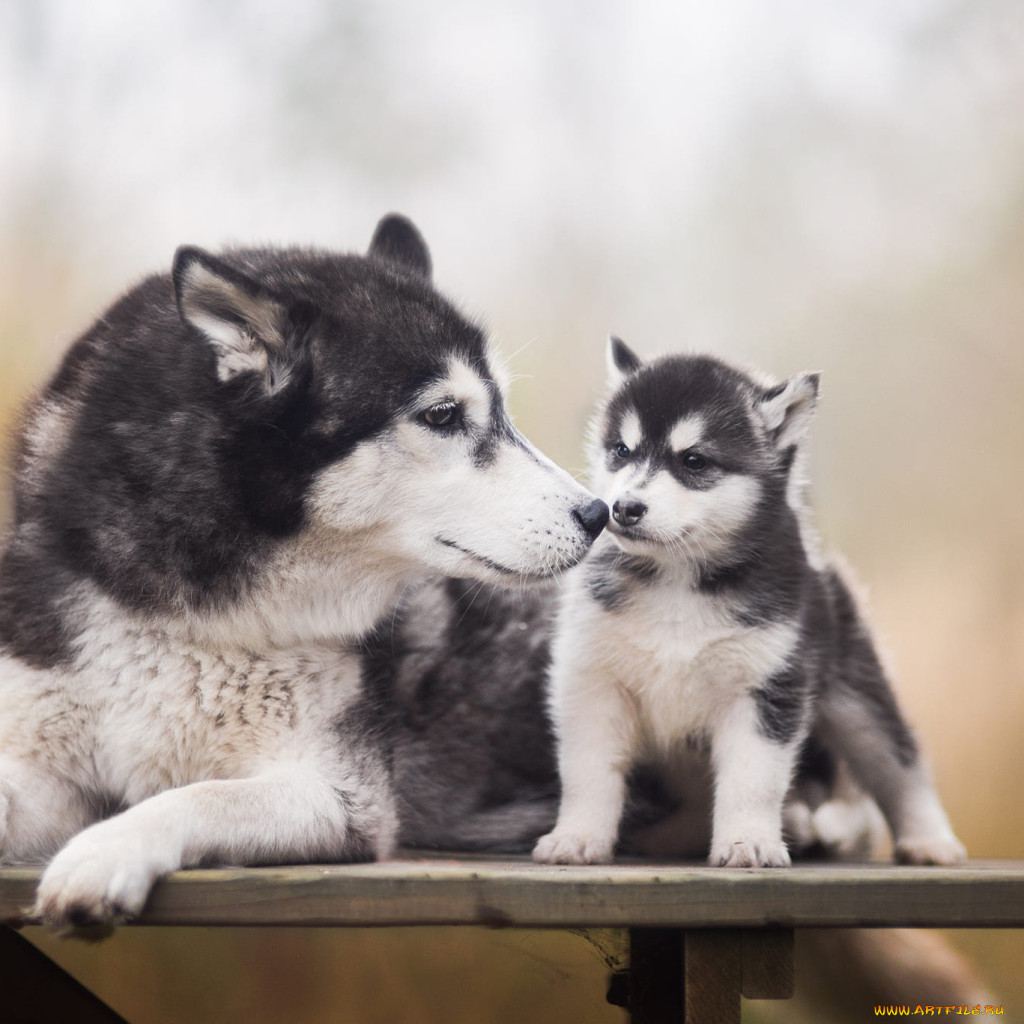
[[818, 695, 965, 864], [33, 758, 398, 934], [818, 605, 965, 865]]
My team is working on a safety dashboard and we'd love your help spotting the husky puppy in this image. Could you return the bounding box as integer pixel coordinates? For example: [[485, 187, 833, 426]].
[[369, 569, 877, 861], [0, 214, 609, 932], [532, 338, 965, 868]]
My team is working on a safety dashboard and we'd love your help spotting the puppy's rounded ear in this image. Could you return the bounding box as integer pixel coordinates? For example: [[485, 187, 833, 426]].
[[173, 247, 292, 393], [758, 372, 821, 449], [606, 335, 642, 386], [368, 213, 432, 280]]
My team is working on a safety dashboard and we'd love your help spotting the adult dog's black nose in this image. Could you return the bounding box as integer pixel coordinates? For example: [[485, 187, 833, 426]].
[[612, 498, 647, 527], [572, 498, 610, 540]]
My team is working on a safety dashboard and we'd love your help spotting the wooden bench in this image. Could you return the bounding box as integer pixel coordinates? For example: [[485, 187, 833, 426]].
[[2, 857, 1021, 1022]]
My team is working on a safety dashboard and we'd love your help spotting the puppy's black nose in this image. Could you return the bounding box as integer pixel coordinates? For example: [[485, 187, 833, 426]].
[[612, 498, 647, 528], [572, 498, 610, 540]]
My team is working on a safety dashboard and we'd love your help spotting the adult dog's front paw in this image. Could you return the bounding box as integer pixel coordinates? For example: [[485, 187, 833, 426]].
[[710, 836, 791, 868], [532, 830, 615, 865], [33, 824, 167, 936]]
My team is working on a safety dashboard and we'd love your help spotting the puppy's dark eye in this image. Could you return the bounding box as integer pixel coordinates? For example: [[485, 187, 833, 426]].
[[613, 442, 631, 459], [421, 402, 460, 429], [682, 450, 709, 471]]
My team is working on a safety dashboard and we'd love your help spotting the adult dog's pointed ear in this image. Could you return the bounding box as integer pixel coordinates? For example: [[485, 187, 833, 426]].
[[173, 247, 294, 392], [758, 372, 821, 450], [368, 213, 432, 280], [606, 335, 642, 387]]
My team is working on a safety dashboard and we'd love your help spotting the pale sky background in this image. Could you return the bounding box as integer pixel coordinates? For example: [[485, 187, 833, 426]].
[[4, 1, 1022, 334]]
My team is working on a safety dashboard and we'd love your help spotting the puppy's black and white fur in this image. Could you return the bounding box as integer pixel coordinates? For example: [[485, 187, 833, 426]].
[[533, 338, 965, 868], [0, 215, 608, 932]]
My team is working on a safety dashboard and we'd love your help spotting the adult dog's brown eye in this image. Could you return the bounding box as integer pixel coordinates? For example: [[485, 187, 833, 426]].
[[422, 402, 460, 428]]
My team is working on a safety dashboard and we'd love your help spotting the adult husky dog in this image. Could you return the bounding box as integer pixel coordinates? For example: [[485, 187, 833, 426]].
[[532, 338, 965, 868], [0, 214, 608, 932]]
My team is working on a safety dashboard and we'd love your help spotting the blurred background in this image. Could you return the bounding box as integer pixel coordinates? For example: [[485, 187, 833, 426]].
[[3, 0, 1023, 1020]]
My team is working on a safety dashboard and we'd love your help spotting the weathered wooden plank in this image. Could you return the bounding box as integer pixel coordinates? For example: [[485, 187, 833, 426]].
[[0, 926, 128, 1024], [0, 869, 37, 926], [2, 859, 1023, 930]]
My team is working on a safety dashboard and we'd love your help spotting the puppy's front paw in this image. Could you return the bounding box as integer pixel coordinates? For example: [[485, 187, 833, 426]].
[[710, 837, 791, 868], [33, 825, 166, 936], [533, 830, 615, 865], [894, 836, 967, 866]]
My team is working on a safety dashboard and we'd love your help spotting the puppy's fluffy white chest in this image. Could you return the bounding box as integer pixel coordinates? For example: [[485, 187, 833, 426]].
[[556, 568, 796, 751]]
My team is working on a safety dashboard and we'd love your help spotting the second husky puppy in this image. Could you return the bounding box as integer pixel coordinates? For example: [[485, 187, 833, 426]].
[[533, 338, 965, 868]]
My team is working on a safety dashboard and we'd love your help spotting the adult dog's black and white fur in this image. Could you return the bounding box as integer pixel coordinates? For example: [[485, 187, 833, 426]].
[[532, 338, 965, 868], [0, 214, 608, 932]]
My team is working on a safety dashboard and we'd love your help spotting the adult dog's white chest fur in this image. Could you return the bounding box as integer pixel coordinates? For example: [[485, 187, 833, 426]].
[[1, 588, 366, 811]]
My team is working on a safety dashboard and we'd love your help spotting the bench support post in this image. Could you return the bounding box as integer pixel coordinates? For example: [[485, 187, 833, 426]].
[[617, 926, 794, 1023], [0, 925, 128, 1024]]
